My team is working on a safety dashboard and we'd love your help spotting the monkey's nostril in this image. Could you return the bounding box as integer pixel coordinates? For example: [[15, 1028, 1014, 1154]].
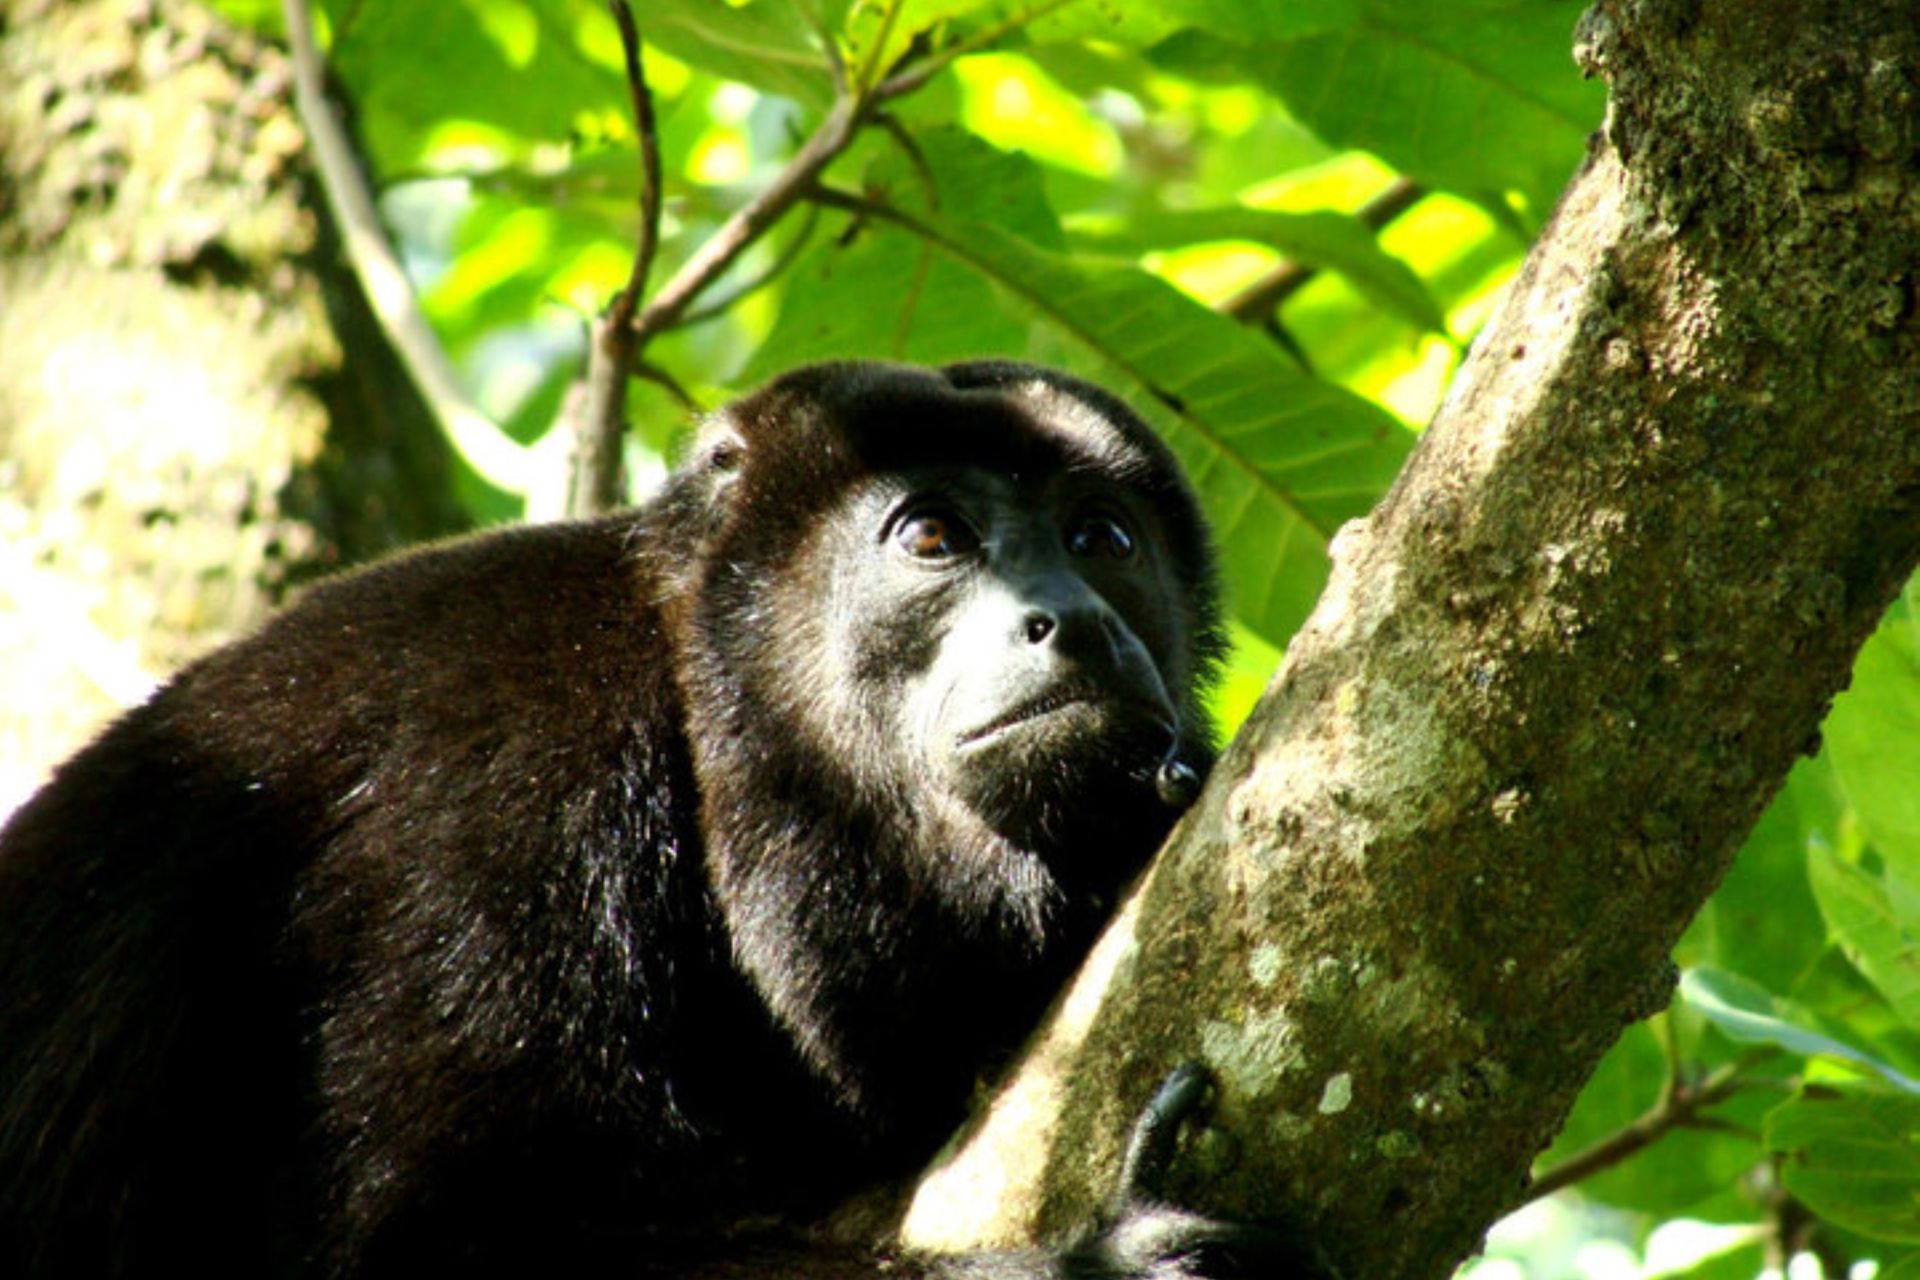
[[1024, 612, 1056, 644]]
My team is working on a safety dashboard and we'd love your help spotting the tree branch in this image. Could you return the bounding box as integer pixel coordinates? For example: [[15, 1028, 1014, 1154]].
[[280, 0, 528, 496], [899, 3, 1920, 1275]]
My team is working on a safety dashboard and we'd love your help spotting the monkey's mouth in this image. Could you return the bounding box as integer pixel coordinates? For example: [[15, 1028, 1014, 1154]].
[[957, 691, 1092, 746], [956, 686, 1172, 751]]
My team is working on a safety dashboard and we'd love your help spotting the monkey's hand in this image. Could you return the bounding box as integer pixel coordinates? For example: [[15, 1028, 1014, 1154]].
[[1057, 1064, 1335, 1280]]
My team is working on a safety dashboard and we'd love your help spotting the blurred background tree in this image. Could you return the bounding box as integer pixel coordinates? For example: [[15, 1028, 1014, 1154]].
[[1, 1, 1915, 1276]]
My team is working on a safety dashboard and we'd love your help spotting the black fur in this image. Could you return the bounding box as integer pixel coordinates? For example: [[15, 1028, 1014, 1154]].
[[0, 361, 1248, 1277]]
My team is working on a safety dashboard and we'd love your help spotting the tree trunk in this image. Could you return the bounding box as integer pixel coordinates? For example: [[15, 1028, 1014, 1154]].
[[900, 2, 1920, 1275], [0, 0, 465, 812]]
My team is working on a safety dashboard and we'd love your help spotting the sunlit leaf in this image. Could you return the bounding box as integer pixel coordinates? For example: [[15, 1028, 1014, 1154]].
[[1068, 206, 1446, 333], [1676, 761, 1830, 997], [1649, 1240, 1767, 1280], [318, 0, 631, 173]]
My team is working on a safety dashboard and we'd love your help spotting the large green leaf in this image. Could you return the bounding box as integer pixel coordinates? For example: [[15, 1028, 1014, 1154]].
[[745, 129, 1058, 373], [744, 232, 1030, 371], [1766, 1088, 1920, 1243], [1163, 0, 1601, 210], [1068, 207, 1446, 334]]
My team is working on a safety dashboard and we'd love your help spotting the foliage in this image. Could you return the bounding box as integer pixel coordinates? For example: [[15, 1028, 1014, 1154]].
[[213, 0, 1920, 1274]]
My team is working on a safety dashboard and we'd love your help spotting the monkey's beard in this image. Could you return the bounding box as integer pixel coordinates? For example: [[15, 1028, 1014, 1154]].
[[946, 703, 1180, 893]]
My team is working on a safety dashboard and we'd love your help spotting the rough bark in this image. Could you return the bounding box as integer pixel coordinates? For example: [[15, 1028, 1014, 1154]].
[[901, 2, 1920, 1276], [0, 0, 465, 810]]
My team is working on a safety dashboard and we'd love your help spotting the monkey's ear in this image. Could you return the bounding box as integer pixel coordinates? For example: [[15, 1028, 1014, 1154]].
[[682, 413, 748, 508]]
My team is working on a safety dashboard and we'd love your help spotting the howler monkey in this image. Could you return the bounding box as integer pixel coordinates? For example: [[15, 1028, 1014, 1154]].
[[0, 361, 1301, 1277]]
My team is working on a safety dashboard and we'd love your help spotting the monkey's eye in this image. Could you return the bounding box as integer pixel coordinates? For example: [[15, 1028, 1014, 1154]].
[[894, 508, 980, 559], [1066, 513, 1136, 560]]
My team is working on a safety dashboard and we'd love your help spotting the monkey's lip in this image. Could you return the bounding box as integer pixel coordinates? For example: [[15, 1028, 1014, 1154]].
[[955, 688, 1172, 750]]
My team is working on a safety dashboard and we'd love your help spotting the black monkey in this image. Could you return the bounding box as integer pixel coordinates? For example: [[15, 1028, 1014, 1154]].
[[0, 361, 1302, 1277]]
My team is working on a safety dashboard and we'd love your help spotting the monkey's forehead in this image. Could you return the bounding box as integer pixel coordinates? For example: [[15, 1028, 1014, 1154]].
[[700, 360, 1168, 488]]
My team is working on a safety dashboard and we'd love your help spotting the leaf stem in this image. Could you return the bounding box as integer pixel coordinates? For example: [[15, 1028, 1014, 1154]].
[[1523, 1050, 1777, 1203]]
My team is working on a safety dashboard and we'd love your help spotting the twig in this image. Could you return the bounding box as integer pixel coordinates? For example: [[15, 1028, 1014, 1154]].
[[1522, 1051, 1777, 1203], [608, 0, 663, 321], [1221, 177, 1428, 325], [562, 0, 661, 518], [280, 0, 529, 495]]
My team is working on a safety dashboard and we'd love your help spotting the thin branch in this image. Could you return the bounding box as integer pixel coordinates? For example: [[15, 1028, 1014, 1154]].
[[1522, 1051, 1779, 1204], [1221, 177, 1428, 325], [606, 0, 662, 328], [562, 0, 661, 518], [797, 0, 848, 98], [280, 0, 529, 495]]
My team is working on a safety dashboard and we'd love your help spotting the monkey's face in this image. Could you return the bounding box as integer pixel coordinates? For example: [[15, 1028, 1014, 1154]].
[[692, 362, 1220, 898], [777, 459, 1199, 878]]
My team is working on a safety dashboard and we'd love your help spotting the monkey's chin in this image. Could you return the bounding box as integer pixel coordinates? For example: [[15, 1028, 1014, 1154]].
[[947, 703, 1178, 867]]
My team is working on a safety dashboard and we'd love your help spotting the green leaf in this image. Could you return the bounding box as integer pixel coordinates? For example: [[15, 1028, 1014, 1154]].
[[1677, 765, 1829, 995], [320, 0, 632, 173], [1766, 1088, 1920, 1243], [1681, 967, 1920, 1092], [1827, 611, 1920, 889], [745, 232, 1030, 371], [1067, 207, 1446, 334], [644, 1, 832, 106], [1182, 0, 1602, 210], [1146, 0, 1353, 43], [1809, 845, 1920, 1030]]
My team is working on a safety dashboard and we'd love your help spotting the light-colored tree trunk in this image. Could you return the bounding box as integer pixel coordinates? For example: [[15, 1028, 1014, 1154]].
[[0, 0, 464, 814], [902, 2, 1920, 1275]]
